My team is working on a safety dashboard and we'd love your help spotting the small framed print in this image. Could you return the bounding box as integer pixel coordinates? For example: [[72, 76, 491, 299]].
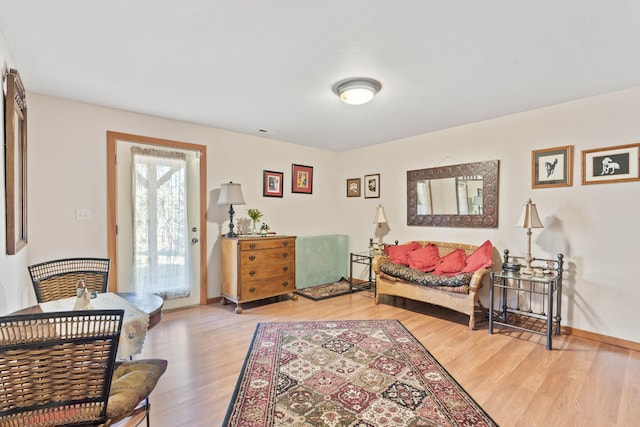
[[364, 174, 380, 198], [263, 170, 283, 197], [532, 145, 573, 188], [346, 178, 361, 197], [292, 164, 313, 194], [582, 143, 640, 185]]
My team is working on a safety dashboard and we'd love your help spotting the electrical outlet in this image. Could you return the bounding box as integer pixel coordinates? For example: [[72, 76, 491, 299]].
[[75, 208, 92, 221]]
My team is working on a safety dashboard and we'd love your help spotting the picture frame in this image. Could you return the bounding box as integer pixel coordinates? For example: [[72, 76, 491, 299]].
[[582, 143, 640, 185], [364, 173, 380, 198], [346, 178, 361, 197], [291, 164, 313, 194], [263, 170, 284, 197], [4, 69, 28, 255], [531, 145, 573, 188]]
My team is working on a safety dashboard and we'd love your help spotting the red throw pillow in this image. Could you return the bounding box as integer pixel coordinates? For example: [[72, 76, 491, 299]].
[[408, 244, 440, 272], [462, 240, 493, 273], [387, 241, 420, 266], [433, 249, 467, 276]]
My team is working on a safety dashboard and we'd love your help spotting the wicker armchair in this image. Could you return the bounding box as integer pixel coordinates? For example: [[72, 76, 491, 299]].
[[0, 310, 167, 427], [28, 257, 111, 303]]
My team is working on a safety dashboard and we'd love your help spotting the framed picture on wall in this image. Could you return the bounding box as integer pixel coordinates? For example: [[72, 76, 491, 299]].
[[292, 164, 313, 194], [531, 145, 573, 188], [364, 174, 380, 198], [582, 143, 640, 185], [263, 170, 284, 197], [346, 178, 361, 197]]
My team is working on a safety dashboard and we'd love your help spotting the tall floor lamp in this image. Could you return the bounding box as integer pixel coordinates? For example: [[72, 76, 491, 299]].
[[515, 198, 544, 275], [217, 182, 246, 237]]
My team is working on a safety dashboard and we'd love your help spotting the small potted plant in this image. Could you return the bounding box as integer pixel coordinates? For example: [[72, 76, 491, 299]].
[[260, 223, 270, 236], [247, 209, 263, 234]]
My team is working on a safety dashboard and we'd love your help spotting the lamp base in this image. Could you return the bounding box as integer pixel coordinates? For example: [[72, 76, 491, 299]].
[[225, 204, 237, 238]]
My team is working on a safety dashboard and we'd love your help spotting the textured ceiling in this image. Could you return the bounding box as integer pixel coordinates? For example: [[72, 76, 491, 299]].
[[1, 1, 640, 151]]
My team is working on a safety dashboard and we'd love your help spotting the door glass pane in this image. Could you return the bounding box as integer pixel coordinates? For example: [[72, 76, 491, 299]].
[[131, 148, 190, 298]]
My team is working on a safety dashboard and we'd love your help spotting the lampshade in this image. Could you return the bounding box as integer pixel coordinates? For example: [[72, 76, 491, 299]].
[[217, 182, 246, 206], [515, 199, 543, 229], [335, 78, 381, 105], [373, 204, 388, 224]]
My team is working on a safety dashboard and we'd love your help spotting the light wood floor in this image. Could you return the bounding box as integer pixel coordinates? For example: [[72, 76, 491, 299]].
[[115, 291, 640, 427]]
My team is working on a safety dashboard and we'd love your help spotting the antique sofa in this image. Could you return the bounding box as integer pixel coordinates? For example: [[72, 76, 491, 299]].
[[373, 240, 500, 329]]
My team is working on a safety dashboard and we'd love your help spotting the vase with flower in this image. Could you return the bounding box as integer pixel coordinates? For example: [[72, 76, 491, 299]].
[[248, 209, 263, 235]]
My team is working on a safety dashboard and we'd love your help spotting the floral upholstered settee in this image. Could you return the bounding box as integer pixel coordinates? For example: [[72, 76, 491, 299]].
[[373, 240, 499, 329]]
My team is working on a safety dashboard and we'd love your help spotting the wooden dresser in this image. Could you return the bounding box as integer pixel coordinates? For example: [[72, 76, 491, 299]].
[[221, 235, 297, 313]]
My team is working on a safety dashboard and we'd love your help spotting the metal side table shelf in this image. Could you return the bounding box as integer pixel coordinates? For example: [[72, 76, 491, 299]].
[[349, 251, 375, 293], [489, 250, 564, 350]]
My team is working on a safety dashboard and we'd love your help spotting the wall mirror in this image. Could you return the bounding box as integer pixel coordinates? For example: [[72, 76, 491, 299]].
[[4, 69, 28, 254], [407, 160, 499, 228]]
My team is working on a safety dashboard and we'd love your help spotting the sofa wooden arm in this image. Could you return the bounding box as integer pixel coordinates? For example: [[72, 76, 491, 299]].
[[469, 268, 490, 292], [372, 255, 389, 274]]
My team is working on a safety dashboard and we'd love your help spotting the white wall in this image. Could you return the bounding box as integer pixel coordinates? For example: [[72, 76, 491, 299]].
[[25, 93, 341, 303], [339, 87, 640, 343]]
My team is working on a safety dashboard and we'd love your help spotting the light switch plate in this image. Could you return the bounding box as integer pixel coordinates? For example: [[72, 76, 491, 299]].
[[75, 208, 92, 221]]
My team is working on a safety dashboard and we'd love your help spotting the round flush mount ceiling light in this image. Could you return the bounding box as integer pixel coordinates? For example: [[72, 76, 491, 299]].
[[334, 78, 381, 105]]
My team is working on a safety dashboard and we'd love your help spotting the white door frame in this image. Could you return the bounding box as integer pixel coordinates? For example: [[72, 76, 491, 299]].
[[107, 131, 208, 304]]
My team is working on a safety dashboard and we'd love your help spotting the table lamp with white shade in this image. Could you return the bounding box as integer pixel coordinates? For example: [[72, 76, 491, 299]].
[[217, 182, 246, 237], [515, 198, 544, 275], [372, 204, 388, 254]]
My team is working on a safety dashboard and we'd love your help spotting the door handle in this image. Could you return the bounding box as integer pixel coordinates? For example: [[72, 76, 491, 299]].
[[191, 238, 199, 245]]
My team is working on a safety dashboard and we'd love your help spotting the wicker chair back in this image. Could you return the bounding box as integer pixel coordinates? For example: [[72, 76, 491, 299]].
[[0, 310, 124, 427], [28, 257, 110, 303]]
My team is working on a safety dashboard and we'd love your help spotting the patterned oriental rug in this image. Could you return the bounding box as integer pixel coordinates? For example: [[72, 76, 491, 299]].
[[223, 320, 498, 427], [296, 279, 358, 301]]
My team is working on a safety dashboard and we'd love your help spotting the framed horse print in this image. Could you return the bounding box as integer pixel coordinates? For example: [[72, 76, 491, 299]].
[[531, 145, 573, 189], [581, 143, 640, 185]]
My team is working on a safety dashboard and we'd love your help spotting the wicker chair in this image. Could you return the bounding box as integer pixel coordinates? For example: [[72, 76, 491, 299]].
[[28, 257, 111, 303], [0, 310, 167, 427]]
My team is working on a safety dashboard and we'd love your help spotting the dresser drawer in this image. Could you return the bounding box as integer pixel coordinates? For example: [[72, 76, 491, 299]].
[[238, 237, 295, 252], [239, 247, 294, 265], [239, 261, 294, 282], [240, 276, 295, 300]]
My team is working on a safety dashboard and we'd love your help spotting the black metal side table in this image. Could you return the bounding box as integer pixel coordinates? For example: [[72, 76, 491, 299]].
[[349, 251, 375, 293], [489, 251, 564, 350]]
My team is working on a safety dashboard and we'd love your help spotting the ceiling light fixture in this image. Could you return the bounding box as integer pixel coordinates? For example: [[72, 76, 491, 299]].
[[334, 78, 381, 105]]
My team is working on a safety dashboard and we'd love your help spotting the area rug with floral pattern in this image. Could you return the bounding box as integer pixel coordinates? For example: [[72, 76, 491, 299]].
[[223, 319, 497, 426]]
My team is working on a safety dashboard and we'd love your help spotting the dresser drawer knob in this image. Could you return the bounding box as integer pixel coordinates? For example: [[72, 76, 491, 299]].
[[249, 287, 256, 293], [283, 241, 289, 247], [282, 253, 288, 258], [282, 282, 289, 288], [249, 270, 256, 276], [248, 255, 256, 261], [249, 243, 256, 249], [282, 266, 288, 272]]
